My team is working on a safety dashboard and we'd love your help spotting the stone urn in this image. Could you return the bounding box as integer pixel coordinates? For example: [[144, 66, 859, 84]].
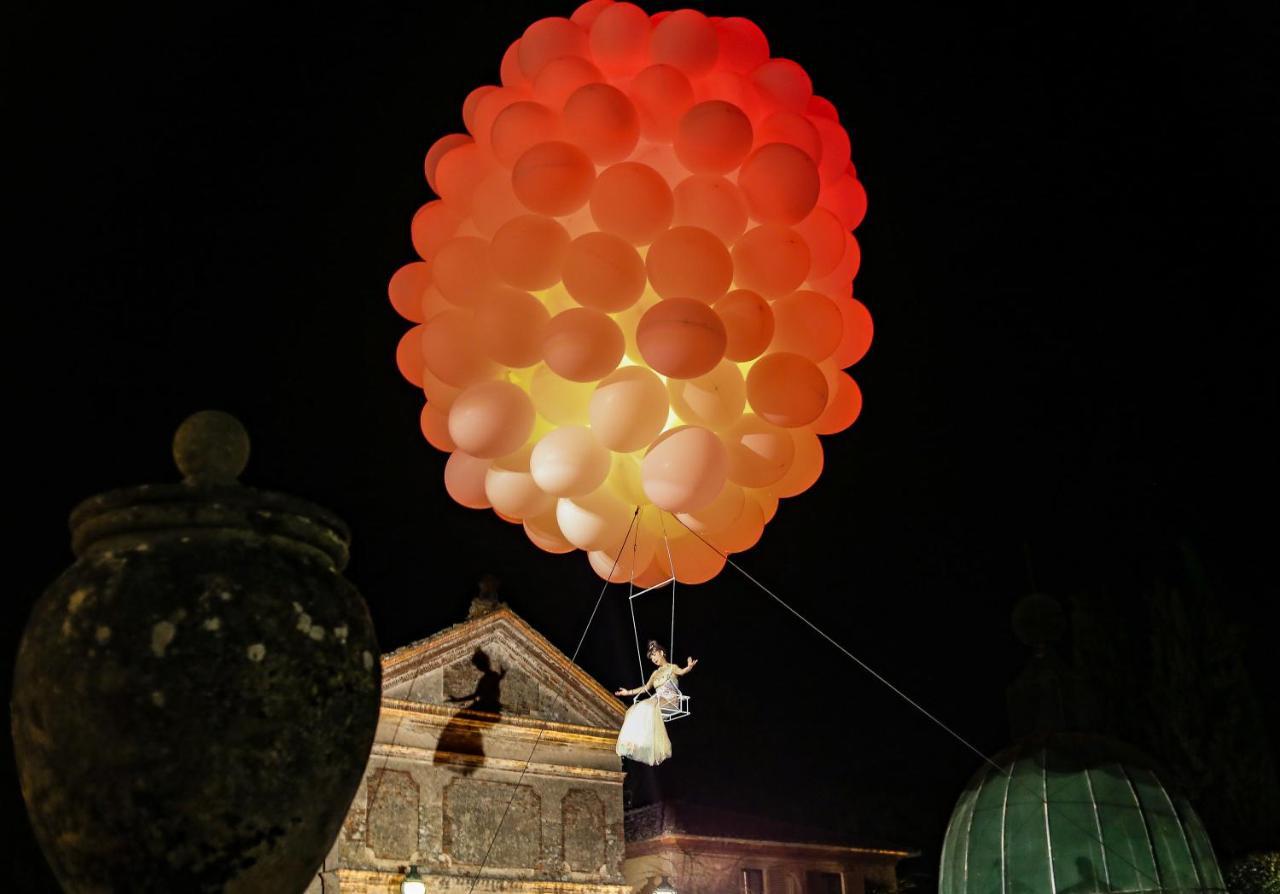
[[11, 411, 382, 892]]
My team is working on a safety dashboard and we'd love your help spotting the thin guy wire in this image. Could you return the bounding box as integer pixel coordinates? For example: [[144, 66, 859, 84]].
[[462, 508, 639, 894], [665, 511, 1163, 890]]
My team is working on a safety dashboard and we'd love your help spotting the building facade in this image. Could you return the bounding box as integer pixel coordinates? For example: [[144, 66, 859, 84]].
[[623, 803, 912, 894], [311, 600, 631, 894]]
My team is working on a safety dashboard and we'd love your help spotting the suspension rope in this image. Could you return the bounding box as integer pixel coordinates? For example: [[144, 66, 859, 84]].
[[665, 511, 1163, 890], [462, 507, 640, 894], [658, 512, 676, 659]]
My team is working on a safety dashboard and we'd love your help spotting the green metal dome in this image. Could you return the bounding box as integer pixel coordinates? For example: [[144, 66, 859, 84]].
[[940, 733, 1225, 894]]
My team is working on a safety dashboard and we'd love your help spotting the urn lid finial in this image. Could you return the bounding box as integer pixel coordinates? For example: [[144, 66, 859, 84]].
[[173, 410, 250, 486]]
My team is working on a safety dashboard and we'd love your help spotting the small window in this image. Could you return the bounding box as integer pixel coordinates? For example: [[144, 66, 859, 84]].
[[805, 872, 842, 894], [743, 869, 765, 894]]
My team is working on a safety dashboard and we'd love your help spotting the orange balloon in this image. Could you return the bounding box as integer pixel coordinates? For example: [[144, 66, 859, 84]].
[[590, 162, 674, 245], [489, 214, 570, 291], [808, 95, 839, 121], [524, 506, 576, 554], [668, 360, 746, 430], [773, 428, 824, 497], [589, 366, 670, 452], [467, 170, 526, 236], [410, 200, 462, 262], [738, 142, 821, 223], [519, 17, 590, 79], [562, 232, 646, 311], [812, 115, 852, 184], [645, 226, 734, 303], [419, 402, 456, 452], [748, 487, 780, 523], [473, 286, 550, 369], [672, 174, 748, 244], [530, 425, 611, 497], [723, 413, 795, 487], [389, 261, 431, 322], [822, 174, 869, 230], [500, 40, 529, 89], [650, 9, 719, 76], [571, 0, 611, 27], [808, 233, 862, 295], [794, 207, 846, 278], [770, 290, 843, 361], [424, 133, 473, 195], [512, 141, 596, 216], [751, 58, 813, 113], [542, 307, 625, 382], [714, 289, 774, 362], [745, 352, 828, 428], [462, 86, 498, 135], [653, 531, 726, 585], [629, 64, 695, 140], [530, 364, 594, 425], [563, 83, 640, 163], [433, 236, 500, 306], [697, 70, 761, 115], [636, 298, 727, 379], [714, 17, 769, 74], [674, 100, 753, 173], [490, 101, 560, 167], [588, 2, 651, 76], [757, 111, 823, 162], [710, 497, 765, 554], [831, 296, 874, 367], [421, 367, 462, 412], [444, 452, 493, 509], [533, 56, 605, 108], [813, 368, 863, 435], [642, 426, 728, 513], [434, 142, 493, 213], [448, 380, 536, 459], [589, 536, 658, 583], [422, 309, 498, 387], [396, 325, 426, 387], [677, 482, 745, 534], [732, 224, 811, 298]]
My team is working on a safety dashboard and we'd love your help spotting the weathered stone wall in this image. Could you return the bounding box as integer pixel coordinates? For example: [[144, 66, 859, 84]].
[[313, 608, 629, 894]]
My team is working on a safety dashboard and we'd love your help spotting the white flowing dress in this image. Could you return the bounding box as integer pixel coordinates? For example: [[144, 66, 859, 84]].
[[615, 663, 681, 766]]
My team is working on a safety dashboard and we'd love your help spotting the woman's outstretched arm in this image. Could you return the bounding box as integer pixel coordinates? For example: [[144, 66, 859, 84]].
[[674, 657, 698, 676]]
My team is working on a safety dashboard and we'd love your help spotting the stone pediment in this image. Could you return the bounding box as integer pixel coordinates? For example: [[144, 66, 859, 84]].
[[381, 607, 624, 729]]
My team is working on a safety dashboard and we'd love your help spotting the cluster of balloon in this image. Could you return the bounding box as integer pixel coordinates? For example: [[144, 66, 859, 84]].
[[391, 1, 871, 585]]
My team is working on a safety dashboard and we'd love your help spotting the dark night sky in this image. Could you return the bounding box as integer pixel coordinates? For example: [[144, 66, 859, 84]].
[[7, 0, 1278, 887]]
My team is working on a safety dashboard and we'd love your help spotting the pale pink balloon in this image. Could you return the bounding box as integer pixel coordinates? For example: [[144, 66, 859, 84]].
[[723, 414, 796, 488], [641, 425, 728, 513], [448, 380, 535, 459], [444, 452, 493, 509], [557, 486, 635, 552], [589, 366, 670, 453], [530, 425, 612, 496], [667, 360, 746, 430], [588, 527, 658, 582], [485, 450, 556, 519], [524, 507, 576, 554]]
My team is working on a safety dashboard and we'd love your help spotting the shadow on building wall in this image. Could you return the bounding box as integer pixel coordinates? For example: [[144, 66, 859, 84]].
[[434, 648, 505, 776]]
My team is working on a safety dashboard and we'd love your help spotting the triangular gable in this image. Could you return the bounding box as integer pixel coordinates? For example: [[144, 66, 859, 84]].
[[381, 607, 624, 729]]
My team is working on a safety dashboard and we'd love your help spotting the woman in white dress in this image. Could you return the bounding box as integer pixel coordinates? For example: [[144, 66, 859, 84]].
[[614, 640, 698, 766]]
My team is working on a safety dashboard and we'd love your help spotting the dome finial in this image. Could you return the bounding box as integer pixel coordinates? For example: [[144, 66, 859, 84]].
[[173, 410, 250, 486]]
